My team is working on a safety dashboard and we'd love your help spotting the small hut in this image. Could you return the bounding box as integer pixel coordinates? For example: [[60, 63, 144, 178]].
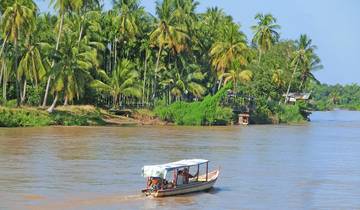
[[238, 113, 250, 125]]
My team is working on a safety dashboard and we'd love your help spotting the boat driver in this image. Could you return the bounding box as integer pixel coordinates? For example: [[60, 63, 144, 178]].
[[178, 168, 198, 184]]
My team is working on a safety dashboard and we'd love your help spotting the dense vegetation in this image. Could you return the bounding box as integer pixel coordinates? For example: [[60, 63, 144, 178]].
[[0, 0, 324, 126], [311, 83, 360, 111]]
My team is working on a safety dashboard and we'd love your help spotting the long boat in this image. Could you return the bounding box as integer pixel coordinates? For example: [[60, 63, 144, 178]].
[[141, 159, 219, 197]]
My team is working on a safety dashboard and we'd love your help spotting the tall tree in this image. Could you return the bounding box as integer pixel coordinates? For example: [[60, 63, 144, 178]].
[[1, 0, 36, 106], [251, 13, 280, 63], [150, 0, 189, 99], [91, 59, 141, 107], [43, 0, 84, 107], [47, 34, 99, 112], [210, 23, 248, 89]]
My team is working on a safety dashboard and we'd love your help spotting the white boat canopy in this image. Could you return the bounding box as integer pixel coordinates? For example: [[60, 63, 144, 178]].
[[142, 159, 209, 178]]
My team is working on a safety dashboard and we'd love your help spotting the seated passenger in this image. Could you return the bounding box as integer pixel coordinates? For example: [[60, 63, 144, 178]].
[[149, 177, 161, 190]]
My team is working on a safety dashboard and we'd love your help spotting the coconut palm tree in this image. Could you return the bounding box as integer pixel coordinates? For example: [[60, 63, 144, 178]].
[[0, 58, 11, 102], [210, 23, 248, 89], [251, 13, 280, 63], [296, 34, 323, 89], [222, 69, 253, 87], [17, 42, 46, 103], [91, 59, 141, 107], [1, 0, 36, 106], [43, 0, 84, 107], [47, 34, 99, 112], [150, 0, 189, 98]]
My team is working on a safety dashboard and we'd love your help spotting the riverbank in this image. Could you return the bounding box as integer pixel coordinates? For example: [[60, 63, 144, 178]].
[[0, 106, 167, 127], [0, 103, 309, 127]]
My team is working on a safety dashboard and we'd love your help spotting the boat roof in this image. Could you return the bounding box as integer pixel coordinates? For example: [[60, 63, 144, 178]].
[[142, 159, 209, 178]]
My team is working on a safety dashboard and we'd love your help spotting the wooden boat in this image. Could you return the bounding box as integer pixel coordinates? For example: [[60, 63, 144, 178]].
[[141, 159, 219, 197]]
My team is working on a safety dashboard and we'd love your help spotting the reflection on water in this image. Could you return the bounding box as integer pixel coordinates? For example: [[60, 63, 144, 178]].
[[0, 110, 360, 209]]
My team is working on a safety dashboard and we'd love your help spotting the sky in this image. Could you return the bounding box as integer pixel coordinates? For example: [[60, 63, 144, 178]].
[[35, 0, 360, 85]]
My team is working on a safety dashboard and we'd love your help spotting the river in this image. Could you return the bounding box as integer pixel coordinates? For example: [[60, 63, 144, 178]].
[[0, 110, 359, 209]]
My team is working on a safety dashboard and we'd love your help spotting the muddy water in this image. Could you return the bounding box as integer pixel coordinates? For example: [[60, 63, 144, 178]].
[[0, 110, 360, 209]]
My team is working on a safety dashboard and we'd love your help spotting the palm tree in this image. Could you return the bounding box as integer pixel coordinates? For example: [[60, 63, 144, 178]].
[[91, 59, 141, 107], [0, 58, 11, 102], [150, 0, 189, 98], [221, 69, 253, 88], [161, 61, 206, 101], [17, 42, 46, 103], [271, 67, 285, 88], [43, 0, 84, 107], [296, 34, 323, 89], [251, 13, 280, 63], [210, 23, 248, 89], [1, 0, 36, 106], [47, 34, 98, 112], [284, 34, 322, 103]]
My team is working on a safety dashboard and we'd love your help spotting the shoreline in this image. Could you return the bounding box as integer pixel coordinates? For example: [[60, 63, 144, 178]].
[[4, 105, 359, 128]]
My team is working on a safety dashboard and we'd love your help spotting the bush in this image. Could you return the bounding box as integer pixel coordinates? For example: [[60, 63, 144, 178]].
[[0, 106, 106, 127], [0, 107, 52, 127], [26, 86, 43, 106], [278, 104, 307, 124], [154, 86, 233, 125], [50, 109, 106, 126]]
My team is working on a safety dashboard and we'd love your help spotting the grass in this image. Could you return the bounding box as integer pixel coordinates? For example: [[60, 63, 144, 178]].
[[0, 105, 107, 127]]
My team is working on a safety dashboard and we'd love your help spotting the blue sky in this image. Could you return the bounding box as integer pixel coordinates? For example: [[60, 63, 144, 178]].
[[35, 0, 360, 85]]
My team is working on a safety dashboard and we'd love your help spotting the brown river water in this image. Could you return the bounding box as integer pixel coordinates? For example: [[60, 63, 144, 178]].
[[0, 110, 360, 210]]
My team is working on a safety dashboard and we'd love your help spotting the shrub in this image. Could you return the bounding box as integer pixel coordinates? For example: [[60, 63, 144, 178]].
[[0, 107, 51, 127], [154, 86, 233, 125], [278, 104, 306, 124], [26, 86, 43, 106]]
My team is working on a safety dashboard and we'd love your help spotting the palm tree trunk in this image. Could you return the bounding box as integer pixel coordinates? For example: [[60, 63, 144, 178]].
[[0, 60, 4, 86], [21, 80, 27, 104], [78, 24, 84, 44], [153, 46, 162, 100], [142, 51, 147, 104], [217, 75, 224, 91], [64, 94, 68, 106], [2, 66, 7, 102], [14, 37, 21, 107], [47, 92, 58, 113], [108, 41, 112, 73], [42, 13, 64, 107], [0, 34, 8, 59], [114, 39, 117, 67], [284, 60, 300, 104], [2, 79, 7, 102]]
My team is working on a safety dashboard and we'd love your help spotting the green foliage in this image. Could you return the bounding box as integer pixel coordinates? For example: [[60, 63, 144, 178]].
[[0, 106, 106, 127], [311, 83, 360, 111], [26, 86, 43, 106], [0, 107, 51, 127], [278, 104, 306, 124], [155, 86, 233, 125], [51, 110, 105, 126], [0, 0, 325, 126]]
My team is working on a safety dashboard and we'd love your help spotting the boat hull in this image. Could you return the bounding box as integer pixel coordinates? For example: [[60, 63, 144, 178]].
[[143, 170, 219, 197]]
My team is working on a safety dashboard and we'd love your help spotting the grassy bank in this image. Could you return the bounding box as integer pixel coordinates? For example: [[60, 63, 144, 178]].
[[0, 105, 152, 127]]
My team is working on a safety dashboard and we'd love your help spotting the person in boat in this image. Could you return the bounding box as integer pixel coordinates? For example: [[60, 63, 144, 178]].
[[149, 177, 162, 191], [177, 168, 198, 185]]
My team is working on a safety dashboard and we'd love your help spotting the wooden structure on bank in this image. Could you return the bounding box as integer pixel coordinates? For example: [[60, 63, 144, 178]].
[[238, 113, 250, 125], [223, 90, 255, 125], [283, 92, 311, 103]]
